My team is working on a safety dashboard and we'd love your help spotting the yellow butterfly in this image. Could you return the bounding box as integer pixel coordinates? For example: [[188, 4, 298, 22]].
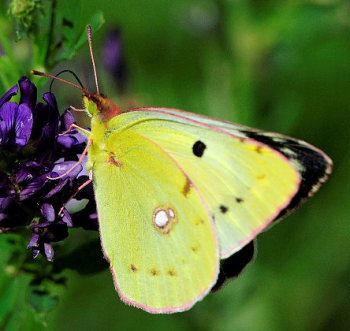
[[33, 26, 332, 314]]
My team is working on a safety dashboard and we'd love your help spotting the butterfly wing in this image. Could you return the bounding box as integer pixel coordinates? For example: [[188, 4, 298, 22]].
[[89, 128, 219, 313], [107, 108, 332, 258]]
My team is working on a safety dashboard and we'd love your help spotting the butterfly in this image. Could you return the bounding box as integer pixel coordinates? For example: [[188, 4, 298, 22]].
[[33, 26, 332, 314]]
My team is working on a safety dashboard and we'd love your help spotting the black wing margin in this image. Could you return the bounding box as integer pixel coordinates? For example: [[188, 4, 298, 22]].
[[241, 130, 333, 222]]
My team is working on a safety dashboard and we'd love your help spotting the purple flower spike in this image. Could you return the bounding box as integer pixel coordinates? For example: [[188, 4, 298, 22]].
[[0, 77, 96, 261], [103, 28, 128, 92]]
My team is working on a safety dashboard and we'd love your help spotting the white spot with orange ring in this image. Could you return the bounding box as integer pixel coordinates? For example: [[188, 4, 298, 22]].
[[154, 209, 169, 227], [153, 206, 178, 234]]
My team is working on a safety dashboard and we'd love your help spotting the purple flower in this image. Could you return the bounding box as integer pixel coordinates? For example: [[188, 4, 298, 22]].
[[0, 77, 96, 260], [103, 29, 128, 92]]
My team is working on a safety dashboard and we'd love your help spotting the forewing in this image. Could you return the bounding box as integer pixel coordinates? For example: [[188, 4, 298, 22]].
[[90, 130, 219, 313], [108, 108, 331, 258]]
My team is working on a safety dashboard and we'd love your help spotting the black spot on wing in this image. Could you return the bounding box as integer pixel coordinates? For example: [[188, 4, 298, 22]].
[[192, 140, 206, 157], [211, 241, 255, 292], [235, 197, 244, 203], [241, 130, 332, 221], [219, 205, 228, 214]]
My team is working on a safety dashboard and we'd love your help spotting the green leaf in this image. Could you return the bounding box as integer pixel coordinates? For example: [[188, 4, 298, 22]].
[[57, 10, 105, 62], [27, 284, 59, 313], [0, 274, 45, 331], [59, 0, 82, 51]]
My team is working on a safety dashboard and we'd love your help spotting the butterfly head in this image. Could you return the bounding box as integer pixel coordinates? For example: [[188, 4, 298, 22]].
[[83, 92, 123, 122]]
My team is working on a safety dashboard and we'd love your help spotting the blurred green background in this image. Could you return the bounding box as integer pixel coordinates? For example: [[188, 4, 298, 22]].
[[1, 0, 350, 330]]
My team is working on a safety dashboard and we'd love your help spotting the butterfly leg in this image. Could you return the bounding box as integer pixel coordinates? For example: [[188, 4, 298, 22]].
[[47, 139, 92, 180], [59, 123, 91, 137], [70, 105, 88, 112]]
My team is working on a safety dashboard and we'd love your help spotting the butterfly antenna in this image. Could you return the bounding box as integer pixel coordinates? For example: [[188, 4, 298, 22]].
[[49, 69, 85, 94], [86, 25, 100, 95], [31, 70, 88, 94]]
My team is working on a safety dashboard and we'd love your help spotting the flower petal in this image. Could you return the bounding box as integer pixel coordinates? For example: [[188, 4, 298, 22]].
[[51, 161, 83, 178], [0, 85, 18, 108], [43, 92, 58, 111], [27, 233, 40, 248], [56, 135, 76, 148], [0, 102, 18, 145], [61, 109, 76, 130], [15, 104, 33, 146], [61, 208, 73, 227], [19, 77, 37, 110], [32, 249, 40, 259], [0, 197, 14, 212], [41, 203, 56, 222], [44, 177, 71, 199], [16, 161, 45, 184], [20, 174, 49, 200], [44, 242, 54, 261]]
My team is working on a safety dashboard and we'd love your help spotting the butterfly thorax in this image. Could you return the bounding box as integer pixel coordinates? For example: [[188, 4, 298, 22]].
[[85, 93, 125, 172], [84, 93, 123, 122]]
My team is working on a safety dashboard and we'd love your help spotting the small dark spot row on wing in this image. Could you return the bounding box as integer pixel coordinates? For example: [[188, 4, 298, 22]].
[[191, 246, 199, 253], [132, 266, 178, 277], [192, 140, 206, 157], [211, 240, 255, 292], [150, 268, 160, 276], [167, 269, 177, 277], [241, 130, 332, 222], [195, 218, 205, 226]]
